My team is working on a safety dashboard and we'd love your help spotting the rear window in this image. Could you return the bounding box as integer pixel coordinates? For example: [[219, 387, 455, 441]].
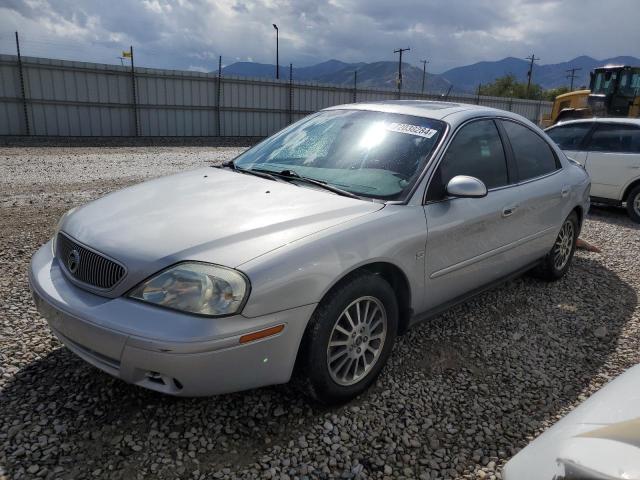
[[502, 121, 559, 181], [546, 123, 593, 150]]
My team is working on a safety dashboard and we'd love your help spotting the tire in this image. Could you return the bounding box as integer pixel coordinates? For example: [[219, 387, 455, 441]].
[[626, 184, 640, 223], [534, 211, 579, 281], [297, 272, 398, 405]]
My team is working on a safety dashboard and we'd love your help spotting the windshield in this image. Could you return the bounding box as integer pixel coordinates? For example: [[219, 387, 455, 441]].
[[591, 70, 617, 95], [233, 109, 445, 201]]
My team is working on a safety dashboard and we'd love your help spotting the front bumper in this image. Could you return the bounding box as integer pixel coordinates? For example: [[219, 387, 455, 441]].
[[29, 242, 315, 396]]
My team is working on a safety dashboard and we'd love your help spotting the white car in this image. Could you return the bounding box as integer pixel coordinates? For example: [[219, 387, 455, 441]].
[[546, 118, 640, 222], [503, 364, 640, 479]]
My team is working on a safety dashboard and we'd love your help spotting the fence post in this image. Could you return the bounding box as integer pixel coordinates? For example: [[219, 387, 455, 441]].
[[15, 32, 30, 136], [508, 97, 513, 112], [288, 63, 293, 125], [353, 70, 357, 103], [476, 83, 481, 105], [216, 55, 222, 136], [535, 97, 542, 125], [129, 46, 139, 136]]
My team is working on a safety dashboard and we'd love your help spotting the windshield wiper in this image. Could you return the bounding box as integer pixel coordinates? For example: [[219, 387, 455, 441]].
[[251, 168, 363, 200], [220, 163, 363, 199], [237, 167, 279, 182], [218, 161, 280, 182]]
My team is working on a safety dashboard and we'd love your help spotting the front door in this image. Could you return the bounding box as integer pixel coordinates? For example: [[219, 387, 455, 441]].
[[423, 119, 522, 310]]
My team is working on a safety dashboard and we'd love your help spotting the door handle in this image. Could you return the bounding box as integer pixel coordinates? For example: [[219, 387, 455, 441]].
[[502, 205, 518, 217], [561, 185, 571, 198]]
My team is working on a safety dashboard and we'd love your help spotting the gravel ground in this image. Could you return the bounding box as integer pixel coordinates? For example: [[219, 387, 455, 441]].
[[1, 146, 639, 480]]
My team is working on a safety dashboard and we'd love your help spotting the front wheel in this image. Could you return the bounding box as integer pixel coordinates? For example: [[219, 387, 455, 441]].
[[297, 273, 398, 405], [626, 184, 640, 223], [534, 212, 579, 281]]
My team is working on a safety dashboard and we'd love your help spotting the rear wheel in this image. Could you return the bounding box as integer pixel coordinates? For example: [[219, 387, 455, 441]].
[[626, 184, 640, 223], [534, 212, 579, 281], [297, 273, 398, 405]]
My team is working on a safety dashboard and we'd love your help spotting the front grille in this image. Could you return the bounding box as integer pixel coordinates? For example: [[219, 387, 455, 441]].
[[57, 233, 126, 290]]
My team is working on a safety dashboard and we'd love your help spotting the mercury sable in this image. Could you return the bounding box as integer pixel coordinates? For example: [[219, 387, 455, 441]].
[[30, 101, 590, 404]]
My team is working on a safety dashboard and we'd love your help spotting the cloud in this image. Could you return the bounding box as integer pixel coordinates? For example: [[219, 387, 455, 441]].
[[0, 0, 638, 73]]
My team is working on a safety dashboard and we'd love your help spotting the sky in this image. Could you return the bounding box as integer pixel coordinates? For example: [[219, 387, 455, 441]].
[[0, 0, 638, 73]]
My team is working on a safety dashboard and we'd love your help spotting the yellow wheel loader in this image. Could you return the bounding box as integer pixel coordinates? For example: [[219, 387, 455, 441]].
[[542, 65, 640, 127]]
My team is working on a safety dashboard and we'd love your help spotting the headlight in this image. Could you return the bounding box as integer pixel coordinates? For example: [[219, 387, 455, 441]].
[[129, 262, 249, 317]]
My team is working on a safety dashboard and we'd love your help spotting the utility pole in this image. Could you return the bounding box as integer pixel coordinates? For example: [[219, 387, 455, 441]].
[[288, 63, 293, 124], [272, 24, 279, 80], [525, 53, 540, 98], [216, 55, 222, 136], [394, 47, 410, 99], [15, 32, 30, 135], [566, 67, 582, 91], [129, 46, 139, 136], [353, 70, 357, 103], [420, 59, 430, 94]]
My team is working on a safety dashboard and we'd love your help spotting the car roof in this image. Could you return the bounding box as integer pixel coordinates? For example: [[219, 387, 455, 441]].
[[324, 100, 526, 123], [552, 117, 640, 128]]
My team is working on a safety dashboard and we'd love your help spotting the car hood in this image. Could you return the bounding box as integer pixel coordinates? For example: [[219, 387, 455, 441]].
[[61, 167, 384, 297]]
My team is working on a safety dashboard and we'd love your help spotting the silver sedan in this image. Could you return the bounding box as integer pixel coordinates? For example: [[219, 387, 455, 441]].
[[30, 101, 590, 404]]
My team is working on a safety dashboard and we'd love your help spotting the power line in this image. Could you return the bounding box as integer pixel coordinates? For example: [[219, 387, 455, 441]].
[[525, 53, 540, 98], [566, 67, 582, 91]]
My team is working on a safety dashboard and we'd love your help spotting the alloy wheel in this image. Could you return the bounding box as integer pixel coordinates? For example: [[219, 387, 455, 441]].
[[553, 220, 575, 270], [326, 296, 388, 386]]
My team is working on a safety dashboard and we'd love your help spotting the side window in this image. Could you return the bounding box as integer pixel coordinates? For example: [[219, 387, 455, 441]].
[[427, 119, 508, 200], [502, 121, 559, 181], [586, 124, 640, 153], [546, 123, 593, 150]]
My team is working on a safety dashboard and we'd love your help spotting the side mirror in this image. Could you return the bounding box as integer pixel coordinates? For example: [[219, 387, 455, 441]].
[[445, 175, 488, 198]]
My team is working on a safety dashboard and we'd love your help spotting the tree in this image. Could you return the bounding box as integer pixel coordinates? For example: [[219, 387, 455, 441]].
[[478, 75, 576, 101], [478, 74, 544, 99], [543, 86, 571, 101]]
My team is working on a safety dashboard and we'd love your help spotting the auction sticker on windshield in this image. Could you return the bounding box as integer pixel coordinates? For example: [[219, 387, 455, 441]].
[[385, 122, 438, 139]]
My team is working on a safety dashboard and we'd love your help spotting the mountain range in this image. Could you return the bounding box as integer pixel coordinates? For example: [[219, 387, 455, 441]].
[[223, 59, 450, 92], [221, 55, 640, 93]]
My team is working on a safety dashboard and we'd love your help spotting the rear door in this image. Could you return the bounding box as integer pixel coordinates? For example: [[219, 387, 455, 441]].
[[545, 121, 594, 165], [423, 118, 522, 309], [500, 119, 567, 258], [583, 123, 640, 200]]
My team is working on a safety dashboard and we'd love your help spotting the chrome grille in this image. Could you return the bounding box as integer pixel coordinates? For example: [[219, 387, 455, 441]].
[[56, 233, 126, 290]]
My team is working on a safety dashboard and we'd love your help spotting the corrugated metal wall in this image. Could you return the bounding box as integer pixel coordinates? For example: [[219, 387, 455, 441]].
[[0, 54, 553, 137]]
